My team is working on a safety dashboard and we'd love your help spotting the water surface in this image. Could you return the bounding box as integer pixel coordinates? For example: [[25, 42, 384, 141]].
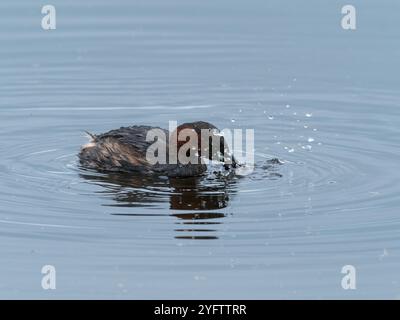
[[1, 0, 400, 298]]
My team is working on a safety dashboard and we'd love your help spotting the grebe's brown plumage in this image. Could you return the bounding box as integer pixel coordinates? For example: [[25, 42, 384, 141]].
[[79, 121, 236, 177]]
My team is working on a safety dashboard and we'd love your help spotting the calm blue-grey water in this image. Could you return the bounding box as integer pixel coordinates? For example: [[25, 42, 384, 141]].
[[1, 0, 400, 299]]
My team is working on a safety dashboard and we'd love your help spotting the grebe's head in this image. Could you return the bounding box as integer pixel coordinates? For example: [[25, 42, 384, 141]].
[[172, 121, 237, 167]]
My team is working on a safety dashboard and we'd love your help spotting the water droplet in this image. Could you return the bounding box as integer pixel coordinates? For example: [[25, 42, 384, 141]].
[[379, 249, 389, 260], [307, 137, 315, 143], [305, 113, 313, 118], [268, 115, 274, 120]]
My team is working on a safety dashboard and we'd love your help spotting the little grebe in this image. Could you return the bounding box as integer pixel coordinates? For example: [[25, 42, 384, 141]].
[[79, 121, 237, 177]]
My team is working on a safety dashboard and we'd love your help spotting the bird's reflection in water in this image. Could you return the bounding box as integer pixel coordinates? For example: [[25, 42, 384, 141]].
[[80, 171, 238, 240]]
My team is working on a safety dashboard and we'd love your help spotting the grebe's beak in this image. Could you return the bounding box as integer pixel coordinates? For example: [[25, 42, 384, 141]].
[[217, 135, 238, 169], [231, 155, 238, 168], [222, 154, 238, 170]]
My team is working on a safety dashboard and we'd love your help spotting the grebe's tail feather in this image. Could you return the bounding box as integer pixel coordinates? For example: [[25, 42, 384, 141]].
[[84, 131, 96, 141]]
